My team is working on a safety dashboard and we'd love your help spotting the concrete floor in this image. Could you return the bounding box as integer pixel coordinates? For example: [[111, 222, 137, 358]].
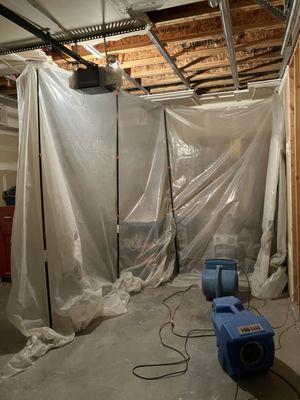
[[0, 283, 299, 400]]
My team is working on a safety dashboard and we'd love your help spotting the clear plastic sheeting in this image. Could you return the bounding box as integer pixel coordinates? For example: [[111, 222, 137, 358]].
[[166, 99, 274, 275], [119, 93, 174, 286], [250, 95, 288, 299], [8, 63, 118, 336], [2, 63, 174, 380], [2, 61, 288, 379]]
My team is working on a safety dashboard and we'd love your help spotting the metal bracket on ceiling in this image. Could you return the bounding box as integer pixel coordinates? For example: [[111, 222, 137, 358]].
[[209, 0, 240, 90], [279, 0, 300, 77], [128, 9, 194, 93], [121, 69, 150, 95], [0, 4, 95, 67], [254, 0, 286, 22]]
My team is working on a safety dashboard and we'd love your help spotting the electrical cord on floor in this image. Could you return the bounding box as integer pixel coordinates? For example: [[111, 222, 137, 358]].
[[132, 285, 215, 380], [239, 267, 295, 329], [234, 366, 300, 400], [275, 323, 296, 351], [239, 267, 252, 308], [132, 281, 299, 399], [171, 323, 215, 338], [270, 369, 300, 399], [239, 267, 263, 317], [234, 379, 239, 400], [132, 321, 189, 380], [235, 269, 300, 400], [162, 285, 196, 321]]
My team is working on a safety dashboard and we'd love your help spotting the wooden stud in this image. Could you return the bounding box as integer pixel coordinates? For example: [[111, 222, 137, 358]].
[[290, 39, 300, 306]]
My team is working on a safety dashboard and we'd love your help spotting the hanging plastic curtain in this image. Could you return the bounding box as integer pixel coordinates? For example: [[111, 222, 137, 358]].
[[3, 63, 120, 379], [250, 94, 288, 299], [2, 63, 175, 380], [118, 93, 175, 286], [165, 98, 274, 276]]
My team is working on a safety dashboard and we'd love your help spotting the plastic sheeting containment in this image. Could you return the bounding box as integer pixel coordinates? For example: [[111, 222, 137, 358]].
[[2, 63, 174, 380], [165, 97, 287, 298], [119, 94, 175, 286], [166, 100, 272, 273], [3, 62, 288, 379], [250, 95, 288, 299]]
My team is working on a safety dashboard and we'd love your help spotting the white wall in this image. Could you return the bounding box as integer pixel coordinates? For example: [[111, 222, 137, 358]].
[[0, 107, 18, 206]]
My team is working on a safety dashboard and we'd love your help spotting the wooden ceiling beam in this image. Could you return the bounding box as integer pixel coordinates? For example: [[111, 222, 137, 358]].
[[122, 63, 281, 88], [58, 8, 283, 58], [54, 31, 283, 70], [108, 31, 283, 65], [51, 4, 285, 95], [128, 71, 279, 94], [127, 49, 281, 79], [146, 0, 284, 26]]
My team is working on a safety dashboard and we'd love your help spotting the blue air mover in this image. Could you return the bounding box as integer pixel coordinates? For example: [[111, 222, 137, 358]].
[[202, 259, 238, 300], [211, 296, 275, 377]]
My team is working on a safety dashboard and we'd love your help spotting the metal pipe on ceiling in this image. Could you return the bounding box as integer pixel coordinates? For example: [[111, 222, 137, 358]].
[[219, 0, 240, 90], [147, 29, 191, 90], [209, 0, 240, 90], [82, 44, 104, 60], [128, 10, 195, 95], [279, 0, 300, 77], [281, 0, 300, 54], [121, 70, 150, 95], [254, 0, 286, 22]]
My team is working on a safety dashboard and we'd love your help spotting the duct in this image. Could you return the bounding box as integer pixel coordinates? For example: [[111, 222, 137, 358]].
[[147, 29, 191, 90]]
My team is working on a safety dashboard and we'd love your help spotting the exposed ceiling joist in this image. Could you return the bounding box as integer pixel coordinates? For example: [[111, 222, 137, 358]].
[[210, 0, 240, 89], [119, 49, 281, 79], [121, 69, 150, 94], [147, 29, 191, 90], [146, 0, 284, 25], [64, 9, 283, 59], [0, 0, 288, 96], [57, 32, 282, 69], [254, 0, 286, 21]]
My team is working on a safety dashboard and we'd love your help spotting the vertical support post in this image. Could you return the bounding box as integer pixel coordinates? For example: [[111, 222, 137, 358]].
[[36, 69, 53, 328], [116, 92, 120, 278], [290, 39, 300, 306], [294, 42, 300, 306], [163, 110, 181, 275]]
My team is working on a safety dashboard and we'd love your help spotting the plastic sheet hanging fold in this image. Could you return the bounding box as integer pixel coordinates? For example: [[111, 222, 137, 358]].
[[2, 63, 175, 380], [165, 100, 273, 276]]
